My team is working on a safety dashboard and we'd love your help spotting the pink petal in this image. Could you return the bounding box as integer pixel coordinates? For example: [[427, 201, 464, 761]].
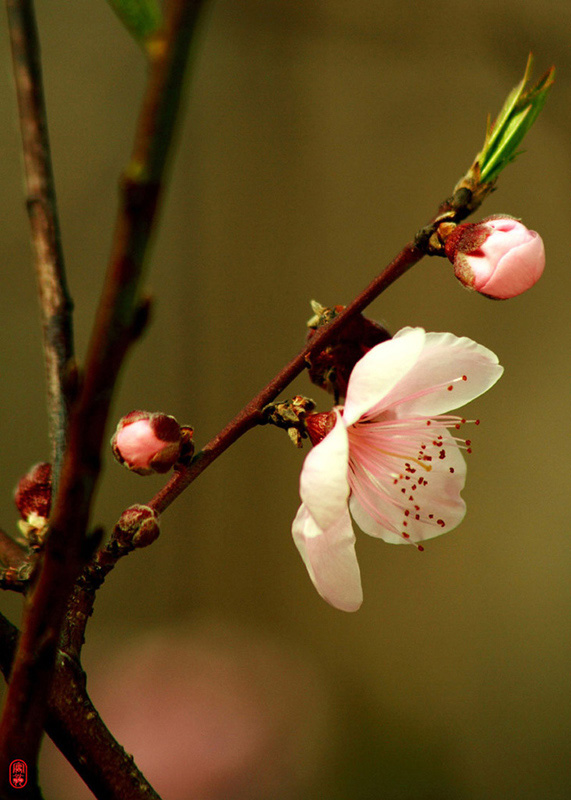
[[299, 411, 350, 530], [479, 232, 545, 299], [348, 423, 467, 544], [478, 217, 523, 266], [343, 328, 425, 426], [380, 330, 503, 417], [115, 420, 165, 470], [292, 504, 362, 612]]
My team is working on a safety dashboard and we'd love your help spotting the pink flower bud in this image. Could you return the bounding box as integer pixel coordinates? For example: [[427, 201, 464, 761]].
[[444, 215, 545, 299], [111, 411, 183, 476]]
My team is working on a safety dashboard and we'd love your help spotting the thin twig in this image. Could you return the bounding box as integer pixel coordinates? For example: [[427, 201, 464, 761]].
[[62, 188, 486, 655], [18, 188, 481, 772], [61, 532, 138, 659], [146, 242, 422, 514], [5, 0, 74, 488], [147, 243, 422, 513], [146, 185, 477, 516], [134, 182, 476, 520], [0, 0, 206, 790]]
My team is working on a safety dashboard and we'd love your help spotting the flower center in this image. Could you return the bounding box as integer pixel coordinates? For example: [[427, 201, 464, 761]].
[[347, 411, 477, 548]]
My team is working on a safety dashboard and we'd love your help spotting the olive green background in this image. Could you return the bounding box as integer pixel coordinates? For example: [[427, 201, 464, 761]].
[[1, 1, 570, 798]]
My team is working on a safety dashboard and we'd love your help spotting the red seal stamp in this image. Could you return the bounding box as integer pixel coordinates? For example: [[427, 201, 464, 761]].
[[9, 760, 27, 789]]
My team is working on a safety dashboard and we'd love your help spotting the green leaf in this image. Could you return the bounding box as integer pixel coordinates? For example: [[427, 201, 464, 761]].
[[477, 55, 555, 184], [106, 0, 163, 45]]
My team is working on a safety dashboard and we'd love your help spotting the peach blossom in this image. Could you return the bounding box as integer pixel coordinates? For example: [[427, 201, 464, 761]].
[[292, 328, 503, 611]]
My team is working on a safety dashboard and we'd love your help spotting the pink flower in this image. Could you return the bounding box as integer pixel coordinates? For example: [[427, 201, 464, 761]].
[[445, 215, 545, 299], [111, 410, 183, 475], [292, 327, 503, 612]]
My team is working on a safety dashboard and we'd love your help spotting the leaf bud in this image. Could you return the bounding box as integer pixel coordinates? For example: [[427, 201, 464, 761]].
[[115, 504, 160, 549]]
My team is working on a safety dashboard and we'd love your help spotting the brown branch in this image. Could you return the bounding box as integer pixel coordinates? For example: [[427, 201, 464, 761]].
[[147, 243, 423, 513], [145, 185, 482, 516], [61, 531, 138, 660], [46, 652, 162, 800], [0, 0, 207, 790], [0, 612, 161, 800], [57, 189, 484, 659], [57, 182, 484, 666], [5, 0, 74, 486]]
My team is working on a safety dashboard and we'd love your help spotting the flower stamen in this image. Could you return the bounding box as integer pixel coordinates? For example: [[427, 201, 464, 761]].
[[380, 374, 470, 414]]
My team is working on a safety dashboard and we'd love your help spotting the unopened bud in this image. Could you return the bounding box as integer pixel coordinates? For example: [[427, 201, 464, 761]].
[[14, 462, 52, 548], [444, 215, 545, 299], [306, 302, 391, 399], [111, 411, 185, 475], [115, 504, 160, 548]]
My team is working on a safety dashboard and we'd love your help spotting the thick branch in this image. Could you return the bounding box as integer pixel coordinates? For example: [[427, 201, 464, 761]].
[[0, 612, 160, 800], [0, 0, 206, 788], [5, 0, 74, 486]]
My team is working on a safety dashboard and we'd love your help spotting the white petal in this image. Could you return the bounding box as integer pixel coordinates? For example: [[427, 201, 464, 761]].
[[349, 424, 467, 544], [292, 504, 362, 612], [299, 411, 349, 530], [343, 328, 426, 426], [382, 331, 503, 417], [349, 494, 406, 544]]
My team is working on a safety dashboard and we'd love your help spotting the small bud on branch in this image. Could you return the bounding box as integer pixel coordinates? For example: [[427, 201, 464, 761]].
[[306, 302, 391, 402], [111, 410, 185, 475]]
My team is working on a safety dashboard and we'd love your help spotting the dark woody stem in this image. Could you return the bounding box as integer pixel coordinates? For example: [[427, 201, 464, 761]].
[[0, 611, 161, 800], [147, 185, 481, 516], [53, 186, 486, 681], [42, 240, 427, 683], [5, 0, 75, 490], [0, 156, 487, 799], [0, 0, 206, 790], [147, 243, 421, 514]]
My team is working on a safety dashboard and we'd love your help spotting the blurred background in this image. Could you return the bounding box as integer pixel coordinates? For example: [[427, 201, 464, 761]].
[[1, 1, 570, 798]]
